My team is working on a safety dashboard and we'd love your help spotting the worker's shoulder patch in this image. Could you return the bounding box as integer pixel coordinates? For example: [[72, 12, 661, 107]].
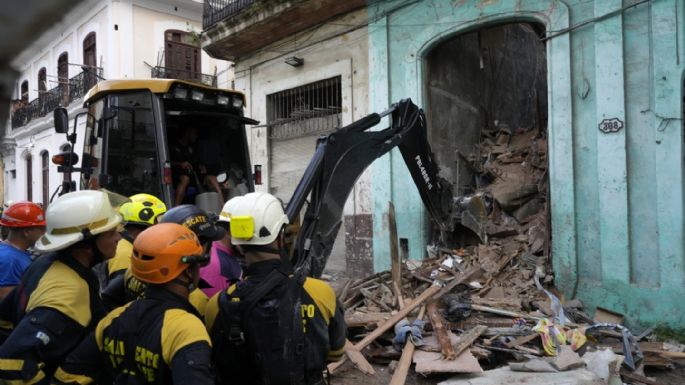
[[95, 303, 131, 350], [204, 291, 222, 334], [189, 289, 208, 317], [303, 278, 336, 324], [108, 239, 133, 275], [161, 308, 211, 365], [227, 282, 238, 296], [26, 260, 92, 327]]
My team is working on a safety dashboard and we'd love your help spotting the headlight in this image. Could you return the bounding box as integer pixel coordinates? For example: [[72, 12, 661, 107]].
[[173, 87, 188, 99], [232, 97, 244, 109], [217, 95, 229, 105], [191, 90, 204, 101]]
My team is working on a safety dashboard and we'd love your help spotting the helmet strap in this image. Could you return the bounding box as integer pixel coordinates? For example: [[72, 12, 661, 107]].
[[171, 269, 197, 293], [80, 233, 104, 266]]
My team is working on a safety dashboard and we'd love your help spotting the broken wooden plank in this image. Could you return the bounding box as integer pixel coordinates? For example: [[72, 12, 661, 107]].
[[337, 279, 352, 302], [470, 304, 542, 321], [392, 281, 404, 310], [413, 334, 483, 375], [620, 370, 664, 385], [355, 284, 440, 350], [328, 284, 441, 374], [654, 351, 685, 359], [471, 296, 522, 310], [344, 312, 391, 328], [388, 305, 426, 385], [343, 339, 375, 375], [433, 266, 484, 299], [427, 300, 456, 360], [388, 202, 402, 296], [453, 325, 488, 357], [360, 287, 392, 312], [505, 333, 539, 349]]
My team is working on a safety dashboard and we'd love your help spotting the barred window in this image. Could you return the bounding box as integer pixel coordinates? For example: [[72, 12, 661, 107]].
[[267, 76, 341, 140]]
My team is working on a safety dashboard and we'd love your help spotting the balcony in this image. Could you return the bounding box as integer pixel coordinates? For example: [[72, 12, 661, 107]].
[[202, 0, 366, 61], [11, 68, 102, 130], [150, 66, 218, 88]]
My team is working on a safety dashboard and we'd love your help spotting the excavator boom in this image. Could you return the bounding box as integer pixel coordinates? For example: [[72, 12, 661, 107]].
[[286, 99, 453, 277]]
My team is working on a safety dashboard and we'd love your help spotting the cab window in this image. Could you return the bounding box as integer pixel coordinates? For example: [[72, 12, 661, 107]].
[[104, 92, 162, 198]]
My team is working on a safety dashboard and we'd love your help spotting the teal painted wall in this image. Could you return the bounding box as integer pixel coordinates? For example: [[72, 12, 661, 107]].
[[369, 0, 685, 328]]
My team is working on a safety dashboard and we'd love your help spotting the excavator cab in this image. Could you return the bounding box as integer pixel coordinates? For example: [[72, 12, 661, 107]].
[[52, 80, 257, 212]]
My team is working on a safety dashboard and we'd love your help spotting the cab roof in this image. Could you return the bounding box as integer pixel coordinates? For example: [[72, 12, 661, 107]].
[[83, 79, 246, 105]]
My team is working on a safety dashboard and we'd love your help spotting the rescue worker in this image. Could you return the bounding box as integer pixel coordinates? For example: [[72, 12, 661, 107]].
[[0, 200, 15, 241], [97, 193, 167, 308], [159, 204, 226, 315], [0, 190, 122, 384], [0, 201, 46, 300], [204, 192, 346, 385], [53, 223, 214, 385], [200, 197, 244, 298]]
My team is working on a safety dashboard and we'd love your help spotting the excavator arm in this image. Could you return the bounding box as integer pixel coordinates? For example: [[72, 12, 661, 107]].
[[286, 99, 454, 277]]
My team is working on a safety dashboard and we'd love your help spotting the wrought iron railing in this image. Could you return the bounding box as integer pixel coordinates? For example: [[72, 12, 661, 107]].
[[203, 0, 255, 29], [11, 68, 103, 129], [150, 66, 218, 87]]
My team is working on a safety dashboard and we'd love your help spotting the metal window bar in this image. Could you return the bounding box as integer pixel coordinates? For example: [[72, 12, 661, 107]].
[[267, 76, 342, 141], [11, 68, 103, 129], [203, 0, 255, 30]]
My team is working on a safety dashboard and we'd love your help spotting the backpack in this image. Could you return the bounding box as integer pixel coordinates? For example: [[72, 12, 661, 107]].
[[215, 268, 307, 385]]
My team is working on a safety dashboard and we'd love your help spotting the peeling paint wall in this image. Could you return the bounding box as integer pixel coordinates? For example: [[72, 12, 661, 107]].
[[369, 0, 685, 328], [232, 8, 372, 274]]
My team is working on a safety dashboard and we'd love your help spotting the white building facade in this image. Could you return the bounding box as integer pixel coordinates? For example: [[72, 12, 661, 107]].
[[2, 0, 233, 206], [202, 2, 372, 274]]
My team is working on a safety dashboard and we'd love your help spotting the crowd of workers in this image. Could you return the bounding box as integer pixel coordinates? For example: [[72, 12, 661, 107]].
[[0, 190, 346, 384]]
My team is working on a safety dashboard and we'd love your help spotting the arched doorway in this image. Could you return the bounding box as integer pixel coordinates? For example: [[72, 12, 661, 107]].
[[425, 22, 550, 271]]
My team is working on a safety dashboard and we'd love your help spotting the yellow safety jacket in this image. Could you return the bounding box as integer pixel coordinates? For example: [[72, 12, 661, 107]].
[[0, 252, 105, 384], [54, 287, 213, 385]]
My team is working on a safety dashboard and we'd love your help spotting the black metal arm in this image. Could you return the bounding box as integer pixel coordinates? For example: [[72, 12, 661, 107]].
[[286, 99, 453, 277]]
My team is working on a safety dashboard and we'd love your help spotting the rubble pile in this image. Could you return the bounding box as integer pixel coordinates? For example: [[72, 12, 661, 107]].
[[330, 259, 683, 385], [328, 130, 682, 385], [450, 125, 551, 301]]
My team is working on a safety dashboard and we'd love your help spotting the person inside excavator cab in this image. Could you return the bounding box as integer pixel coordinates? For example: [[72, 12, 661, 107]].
[[170, 126, 223, 206]]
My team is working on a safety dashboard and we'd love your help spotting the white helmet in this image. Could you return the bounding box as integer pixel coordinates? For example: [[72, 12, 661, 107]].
[[229, 192, 289, 245], [218, 196, 244, 223], [35, 190, 122, 252]]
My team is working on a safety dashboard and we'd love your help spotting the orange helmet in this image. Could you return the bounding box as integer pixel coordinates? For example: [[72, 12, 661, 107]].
[[0, 201, 46, 228], [131, 223, 206, 284]]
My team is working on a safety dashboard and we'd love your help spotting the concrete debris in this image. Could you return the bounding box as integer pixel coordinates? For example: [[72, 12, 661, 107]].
[[413, 334, 483, 374], [582, 349, 624, 384], [437, 366, 605, 385]]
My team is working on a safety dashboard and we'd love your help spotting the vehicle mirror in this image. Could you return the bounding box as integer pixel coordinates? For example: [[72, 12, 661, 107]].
[[96, 119, 104, 138], [54, 108, 69, 134]]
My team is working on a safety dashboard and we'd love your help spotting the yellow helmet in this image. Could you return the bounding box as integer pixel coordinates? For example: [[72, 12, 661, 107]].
[[119, 193, 167, 227]]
